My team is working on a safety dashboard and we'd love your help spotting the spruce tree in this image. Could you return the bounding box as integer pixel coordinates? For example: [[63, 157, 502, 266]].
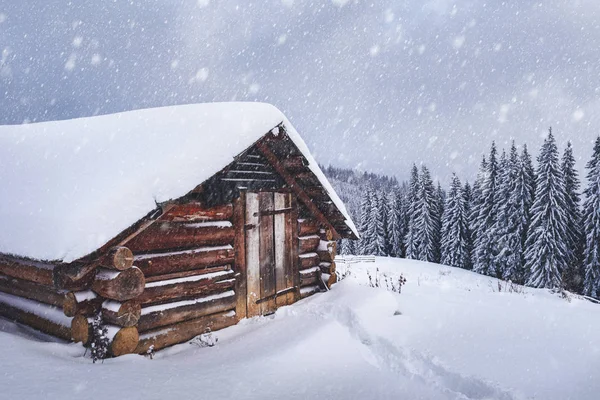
[[405, 165, 420, 259], [525, 129, 570, 289], [441, 174, 469, 268], [413, 166, 441, 262], [372, 191, 388, 256], [473, 142, 500, 276], [561, 141, 584, 291], [469, 156, 487, 265], [357, 185, 375, 255], [582, 137, 600, 298], [387, 188, 406, 257], [463, 181, 474, 269]]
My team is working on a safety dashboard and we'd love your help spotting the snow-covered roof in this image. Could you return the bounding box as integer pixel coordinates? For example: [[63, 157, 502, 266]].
[[0, 102, 357, 262]]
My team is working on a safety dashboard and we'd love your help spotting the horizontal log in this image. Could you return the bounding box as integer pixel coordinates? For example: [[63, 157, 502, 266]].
[[161, 203, 233, 222], [136, 310, 237, 354], [134, 246, 235, 277], [126, 222, 235, 253], [137, 291, 236, 332], [0, 274, 65, 307], [0, 292, 71, 341], [92, 267, 145, 302], [71, 316, 139, 357], [99, 247, 134, 271], [299, 286, 320, 299], [319, 261, 336, 275], [144, 264, 231, 283], [298, 235, 320, 254], [298, 219, 320, 236], [0, 257, 54, 286], [318, 229, 334, 241], [299, 253, 319, 269], [102, 300, 141, 327], [63, 290, 102, 317], [299, 268, 319, 286], [53, 262, 97, 291], [137, 270, 236, 306], [317, 250, 334, 263]]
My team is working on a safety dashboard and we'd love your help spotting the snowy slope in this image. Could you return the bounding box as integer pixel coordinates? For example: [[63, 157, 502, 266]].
[[1, 258, 598, 399], [0, 102, 357, 262]]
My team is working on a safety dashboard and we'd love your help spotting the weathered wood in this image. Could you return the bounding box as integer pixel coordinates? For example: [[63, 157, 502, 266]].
[[162, 203, 233, 222], [327, 272, 337, 288], [71, 315, 92, 344], [259, 192, 276, 315], [317, 240, 337, 263], [289, 197, 300, 304], [298, 219, 320, 237], [102, 300, 141, 327], [53, 262, 97, 291], [318, 229, 334, 241], [0, 257, 54, 286], [245, 193, 261, 317], [298, 235, 320, 254], [233, 191, 248, 321], [319, 261, 336, 275], [110, 326, 139, 357], [63, 291, 102, 317], [126, 222, 235, 253], [92, 267, 145, 302], [299, 253, 320, 269], [317, 250, 334, 263], [0, 274, 65, 307], [134, 247, 235, 277], [136, 310, 237, 354], [281, 155, 308, 171], [299, 286, 320, 299], [137, 292, 237, 332], [0, 294, 71, 341], [274, 193, 288, 308], [256, 141, 341, 240], [99, 247, 134, 271], [144, 264, 231, 283], [137, 270, 236, 306], [299, 268, 319, 286]]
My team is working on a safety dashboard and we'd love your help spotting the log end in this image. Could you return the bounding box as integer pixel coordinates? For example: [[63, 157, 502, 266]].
[[107, 247, 135, 271], [327, 273, 337, 289], [71, 314, 91, 344], [63, 292, 77, 317], [110, 326, 139, 357]]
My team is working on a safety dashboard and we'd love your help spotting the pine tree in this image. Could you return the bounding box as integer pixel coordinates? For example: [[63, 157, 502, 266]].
[[522, 144, 536, 201], [357, 185, 374, 255], [405, 165, 420, 259], [525, 129, 570, 289], [387, 188, 406, 257], [582, 137, 600, 298], [469, 156, 487, 265], [340, 238, 356, 255], [561, 141, 584, 291], [441, 174, 470, 268], [373, 191, 388, 256], [463, 181, 474, 269], [473, 142, 500, 276], [413, 166, 441, 262]]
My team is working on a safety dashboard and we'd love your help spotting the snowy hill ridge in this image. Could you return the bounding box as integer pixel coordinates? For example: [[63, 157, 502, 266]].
[[1, 257, 598, 399]]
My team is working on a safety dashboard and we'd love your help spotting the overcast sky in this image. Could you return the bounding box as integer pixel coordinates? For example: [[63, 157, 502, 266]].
[[1, 0, 599, 183]]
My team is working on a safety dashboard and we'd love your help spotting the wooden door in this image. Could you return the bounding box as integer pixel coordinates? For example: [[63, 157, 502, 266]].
[[245, 192, 296, 317]]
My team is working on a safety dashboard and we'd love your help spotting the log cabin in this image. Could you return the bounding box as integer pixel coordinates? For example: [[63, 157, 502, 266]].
[[0, 102, 358, 357]]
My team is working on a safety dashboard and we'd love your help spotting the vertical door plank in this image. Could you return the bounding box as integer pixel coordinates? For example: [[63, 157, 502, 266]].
[[259, 192, 276, 315], [233, 192, 247, 321], [289, 195, 300, 304], [245, 193, 261, 318], [274, 192, 287, 307]]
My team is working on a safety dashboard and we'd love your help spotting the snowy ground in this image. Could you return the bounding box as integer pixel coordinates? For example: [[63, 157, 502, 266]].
[[1, 257, 599, 400]]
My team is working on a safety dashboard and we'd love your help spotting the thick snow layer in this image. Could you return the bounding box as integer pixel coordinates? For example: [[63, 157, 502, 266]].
[[2, 257, 598, 399], [0, 292, 71, 327], [0, 102, 357, 262]]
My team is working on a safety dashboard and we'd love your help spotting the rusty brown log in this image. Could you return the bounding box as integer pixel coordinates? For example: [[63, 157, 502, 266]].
[[53, 262, 97, 291], [299, 268, 319, 286], [92, 267, 145, 302], [134, 247, 235, 278], [102, 300, 141, 327], [63, 291, 102, 317], [125, 222, 235, 253], [0, 294, 71, 341], [0, 274, 65, 307], [299, 286, 320, 299], [71, 315, 139, 356], [281, 156, 308, 172], [0, 256, 55, 286], [327, 273, 337, 288], [299, 253, 320, 269], [144, 264, 231, 283], [161, 203, 233, 222], [298, 235, 320, 254], [136, 310, 237, 354], [137, 270, 236, 306], [298, 219, 320, 236], [319, 261, 336, 275], [99, 247, 134, 271], [318, 229, 334, 241], [137, 291, 236, 332], [71, 315, 92, 344]]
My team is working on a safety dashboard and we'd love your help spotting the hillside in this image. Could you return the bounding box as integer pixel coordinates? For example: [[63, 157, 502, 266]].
[[1, 257, 597, 399]]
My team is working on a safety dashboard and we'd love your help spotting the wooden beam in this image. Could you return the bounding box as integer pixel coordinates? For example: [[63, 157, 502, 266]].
[[233, 191, 248, 321], [255, 141, 341, 239]]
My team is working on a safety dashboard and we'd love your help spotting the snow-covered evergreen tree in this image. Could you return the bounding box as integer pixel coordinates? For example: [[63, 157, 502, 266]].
[[441, 174, 470, 268], [372, 191, 388, 256], [405, 165, 420, 259], [473, 142, 500, 276], [387, 188, 406, 257], [357, 185, 375, 255], [469, 156, 487, 265], [525, 129, 570, 289], [413, 166, 441, 262], [561, 141, 584, 291], [340, 238, 356, 255], [582, 137, 600, 298], [463, 181, 473, 269]]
